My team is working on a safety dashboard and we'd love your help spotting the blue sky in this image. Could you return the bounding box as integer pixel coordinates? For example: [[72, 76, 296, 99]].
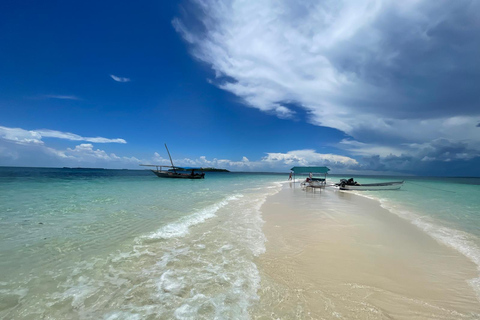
[[1, 0, 479, 175]]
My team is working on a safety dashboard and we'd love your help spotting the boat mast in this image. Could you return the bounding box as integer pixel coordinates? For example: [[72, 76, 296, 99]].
[[164, 143, 177, 174]]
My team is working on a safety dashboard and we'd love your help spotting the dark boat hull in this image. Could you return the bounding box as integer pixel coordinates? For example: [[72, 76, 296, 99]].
[[152, 170, 205, 179]]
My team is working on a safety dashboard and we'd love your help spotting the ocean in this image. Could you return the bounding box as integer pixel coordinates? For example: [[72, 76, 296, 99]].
[[0, 167, 283, 319], [1, 167, 479, 319]]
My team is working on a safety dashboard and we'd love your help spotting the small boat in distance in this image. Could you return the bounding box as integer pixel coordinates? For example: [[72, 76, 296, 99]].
[[140, 165, 205, 179], [140, 144, 205, 179], [336, 178, 403, 190]]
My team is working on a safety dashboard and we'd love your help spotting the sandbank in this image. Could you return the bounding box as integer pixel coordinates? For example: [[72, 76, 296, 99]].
[[253, 183, 480, 319]]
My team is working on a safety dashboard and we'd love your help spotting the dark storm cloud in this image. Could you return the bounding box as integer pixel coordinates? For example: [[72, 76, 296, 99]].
[[360, 138, 480, 175]]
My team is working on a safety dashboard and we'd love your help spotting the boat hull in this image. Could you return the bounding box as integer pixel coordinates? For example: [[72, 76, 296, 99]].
[[339, 181, 404, 191], [152, 170, 205, 179], [307, 180, 325, 188]]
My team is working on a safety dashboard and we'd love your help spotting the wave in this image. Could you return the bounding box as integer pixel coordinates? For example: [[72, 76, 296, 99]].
[[0, 180, 286, 319], [138, 194, 244, 241]]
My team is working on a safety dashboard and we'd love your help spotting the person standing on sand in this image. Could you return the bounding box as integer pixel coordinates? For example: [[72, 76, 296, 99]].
[[288, 172, 292, 180]]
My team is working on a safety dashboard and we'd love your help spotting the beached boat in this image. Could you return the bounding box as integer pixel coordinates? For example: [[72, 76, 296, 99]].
[[337, 178, 403, 190], [301, 177, 326, 188], [140, 144, 205, 179], [291, 166, 330, 186]]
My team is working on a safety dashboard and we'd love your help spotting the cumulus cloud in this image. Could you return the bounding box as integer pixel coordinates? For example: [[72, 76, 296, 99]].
[[110, 74, 131, 82], [262, 149, 357, 168], [174, 0, 480, 169], [0, 125, 135, 168], [0, 126, 44, 145], [1, 125, 359, 171], [147, 144, 479, 175], [65, 143, 140, 163], [148, 149, 358, 172], [0, 139, 139, 169], [150, 152, 258, 170]]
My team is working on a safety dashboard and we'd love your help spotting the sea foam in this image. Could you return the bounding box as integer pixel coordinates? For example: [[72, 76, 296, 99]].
[[139, 194, 243, 241], [0, 169, 286, 319]]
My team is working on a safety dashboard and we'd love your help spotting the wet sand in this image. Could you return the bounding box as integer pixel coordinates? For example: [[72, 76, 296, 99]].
[[252, 183, 480, 319]]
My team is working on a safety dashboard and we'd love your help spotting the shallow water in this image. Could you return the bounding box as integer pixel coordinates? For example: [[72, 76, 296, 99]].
[[329, 175, 480, 297], [1, 168, 480, 319], [0, 167, 283, 319], [256, 182, 480, 319]]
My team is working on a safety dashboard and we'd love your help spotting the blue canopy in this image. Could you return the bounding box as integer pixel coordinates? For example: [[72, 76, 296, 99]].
[[290, 166, 330, 174]]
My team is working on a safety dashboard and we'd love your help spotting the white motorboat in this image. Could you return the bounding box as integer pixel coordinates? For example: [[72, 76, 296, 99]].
[[337, 178, 404, 190]]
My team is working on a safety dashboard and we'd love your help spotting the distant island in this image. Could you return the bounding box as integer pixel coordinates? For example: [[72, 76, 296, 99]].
[[201, 168, 230, 172], [62, 167, 106, 170]]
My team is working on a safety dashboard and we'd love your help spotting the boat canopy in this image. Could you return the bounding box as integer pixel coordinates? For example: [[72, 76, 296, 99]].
[[290, 166, 330, 174], [171, 167, 203, 171]]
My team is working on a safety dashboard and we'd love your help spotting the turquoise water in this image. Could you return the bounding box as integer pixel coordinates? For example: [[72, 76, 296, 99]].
[[329, 175, 480, 294], [1, 168, 480, 318], [0, 167, 283, 319]]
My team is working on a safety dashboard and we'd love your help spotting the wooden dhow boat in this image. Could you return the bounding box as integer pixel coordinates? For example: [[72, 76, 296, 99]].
[[337, 178, 403, 190], [140, 165, 205, 179], [140, 144, 205, 179]]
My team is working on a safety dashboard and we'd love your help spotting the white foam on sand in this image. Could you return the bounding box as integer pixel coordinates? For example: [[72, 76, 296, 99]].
[[141, 182, 284, 319], [139, 194, 244, 241], [1, 180, 286, 320]]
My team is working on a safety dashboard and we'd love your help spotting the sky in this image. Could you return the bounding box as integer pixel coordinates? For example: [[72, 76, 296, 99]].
[[1, 0, 479, 176]]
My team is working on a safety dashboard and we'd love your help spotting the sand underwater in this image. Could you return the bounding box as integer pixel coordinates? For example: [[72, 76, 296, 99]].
[[1, 168, 479, 319]]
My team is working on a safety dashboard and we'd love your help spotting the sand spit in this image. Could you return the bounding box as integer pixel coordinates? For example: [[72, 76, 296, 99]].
[[253, 183, 480, 319]]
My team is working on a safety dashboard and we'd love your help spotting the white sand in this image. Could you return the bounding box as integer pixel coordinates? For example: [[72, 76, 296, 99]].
[[252, 183, 480, 319]]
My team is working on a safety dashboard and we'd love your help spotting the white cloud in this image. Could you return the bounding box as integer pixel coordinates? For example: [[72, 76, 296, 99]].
[[147, 149, 358, 172], [0, 139, 140, 168], [0, 126, 126, 144], [262, 149, 358, 168], [174, 0, 480, 166], [110, 74, 131, 82], [0, 125, 132, 168], [152, 152, 173, 166], [66, 143, 111, 160], [172, 0, 392, 131], [65, 143, 140, 163], [0, 127, 360, 172], [43, 95, 80, 100], [0, 126, 44, 145], [338, 139, 406, 157], [36, 129, 127, 144], [150, 152, 258, 170]]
